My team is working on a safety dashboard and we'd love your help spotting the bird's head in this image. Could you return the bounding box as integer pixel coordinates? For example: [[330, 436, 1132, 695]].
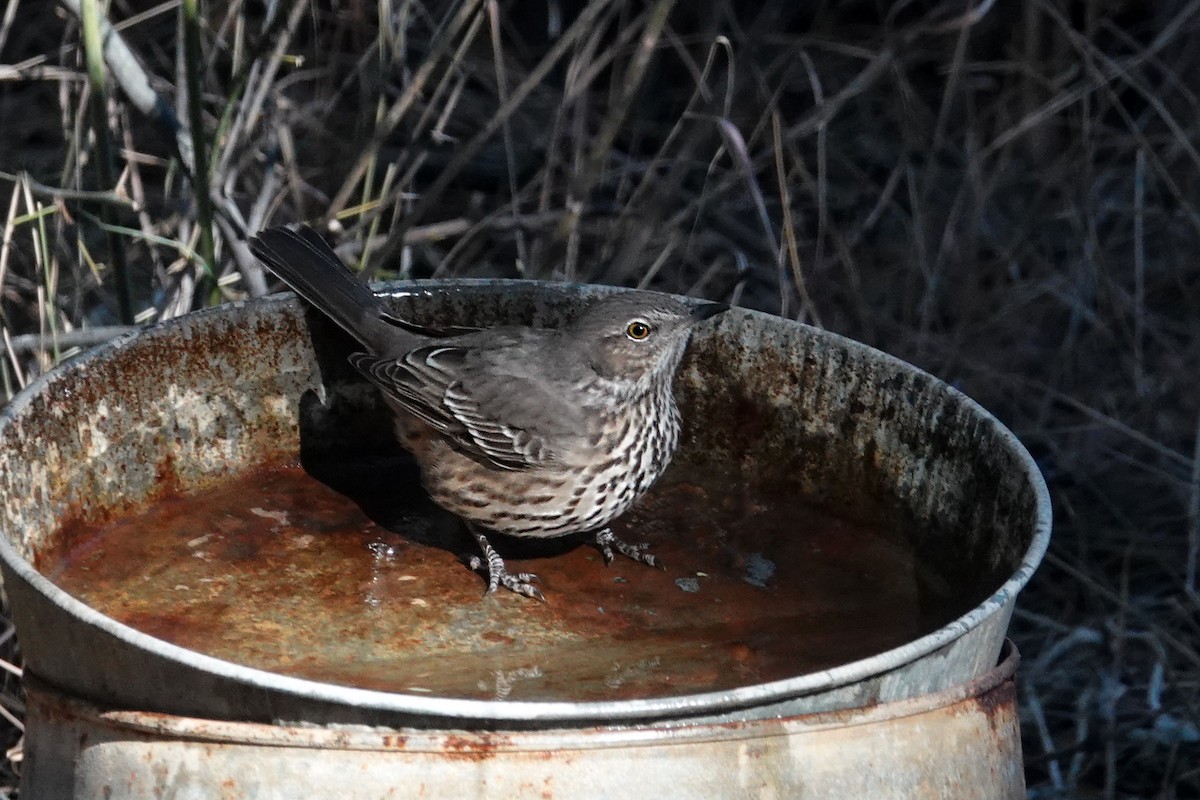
[[569, 293, 727, 386]]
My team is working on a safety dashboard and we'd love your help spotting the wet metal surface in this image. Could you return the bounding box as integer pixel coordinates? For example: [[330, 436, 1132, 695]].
[[48, 458, 945, 701], [0, 280, 1051, 730]]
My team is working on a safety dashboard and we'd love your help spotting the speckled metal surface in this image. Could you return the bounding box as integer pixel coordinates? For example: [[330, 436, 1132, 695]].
[[0, 280, 1051, 731]]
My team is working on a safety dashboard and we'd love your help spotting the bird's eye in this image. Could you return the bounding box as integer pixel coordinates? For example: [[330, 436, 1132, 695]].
[[626, 320, 652, 340]]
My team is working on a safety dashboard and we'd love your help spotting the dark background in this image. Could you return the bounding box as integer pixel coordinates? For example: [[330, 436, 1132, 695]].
[[2, 1, 1198, 796]]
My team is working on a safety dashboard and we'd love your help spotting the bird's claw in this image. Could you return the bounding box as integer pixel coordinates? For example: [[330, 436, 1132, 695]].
[[594, 528, 663, 570], [470, 531, 545, 601], [491, 571, 544, 602]]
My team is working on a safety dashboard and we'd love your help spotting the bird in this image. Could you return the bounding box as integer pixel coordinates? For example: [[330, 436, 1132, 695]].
[[248, 225, 726, 600]]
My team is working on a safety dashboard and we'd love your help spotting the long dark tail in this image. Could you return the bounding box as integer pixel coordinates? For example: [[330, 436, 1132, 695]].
[[249, 225, 399, 353]]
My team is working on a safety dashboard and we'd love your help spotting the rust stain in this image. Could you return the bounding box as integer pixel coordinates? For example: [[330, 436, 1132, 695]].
[[968, 674, 1019, 739], [380, 734, 409, 749], [440, 733, 508, 760]]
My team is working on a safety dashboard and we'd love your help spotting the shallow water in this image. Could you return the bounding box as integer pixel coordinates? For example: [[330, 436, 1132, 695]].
[[48, 457, 958, 702]]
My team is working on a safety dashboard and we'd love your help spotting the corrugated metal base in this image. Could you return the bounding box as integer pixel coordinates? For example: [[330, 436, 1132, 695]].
[[21, 643, 1024, 799]]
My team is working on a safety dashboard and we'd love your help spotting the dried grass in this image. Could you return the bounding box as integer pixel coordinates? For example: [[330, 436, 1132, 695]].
[[1, 0, 1198, 796]]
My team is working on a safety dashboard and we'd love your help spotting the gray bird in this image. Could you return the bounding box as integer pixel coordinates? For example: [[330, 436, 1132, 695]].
[[249, 225, 726, 600]]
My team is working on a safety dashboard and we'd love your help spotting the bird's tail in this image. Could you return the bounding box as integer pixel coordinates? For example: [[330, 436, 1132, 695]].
[[249, 225, 399, 352]]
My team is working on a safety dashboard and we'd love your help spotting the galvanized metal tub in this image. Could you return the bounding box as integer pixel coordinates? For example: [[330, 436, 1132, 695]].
[[0, 281, 1051, 796]]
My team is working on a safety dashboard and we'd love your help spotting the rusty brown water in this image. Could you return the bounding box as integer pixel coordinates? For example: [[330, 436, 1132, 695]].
[[46, 454, 956, 703]]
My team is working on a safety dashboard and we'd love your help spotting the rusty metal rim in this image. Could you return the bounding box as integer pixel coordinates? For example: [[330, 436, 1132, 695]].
[[0, 281, 1052, 725], [25, 642, 1019, 751]]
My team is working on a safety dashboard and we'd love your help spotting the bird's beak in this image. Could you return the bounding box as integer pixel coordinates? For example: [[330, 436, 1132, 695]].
[[691, 302, 729, 322]]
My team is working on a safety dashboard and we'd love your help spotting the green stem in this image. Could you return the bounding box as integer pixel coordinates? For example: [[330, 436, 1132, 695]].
[[80, 0, 134, 324], [182, 0, 216, 303]]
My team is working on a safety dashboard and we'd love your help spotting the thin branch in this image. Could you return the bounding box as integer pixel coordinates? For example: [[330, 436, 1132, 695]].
[[57, 0, 195, 168], [0, 326, 137, 358], [0, 171, 135, 210]]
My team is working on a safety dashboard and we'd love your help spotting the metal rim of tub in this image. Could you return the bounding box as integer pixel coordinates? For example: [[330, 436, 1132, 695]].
[[23, 641, 1021, 749], [0, 284, 1053, 725]]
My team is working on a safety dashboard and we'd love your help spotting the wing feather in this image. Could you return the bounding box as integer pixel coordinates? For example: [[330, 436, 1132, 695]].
[[348, 343, 586, 470]]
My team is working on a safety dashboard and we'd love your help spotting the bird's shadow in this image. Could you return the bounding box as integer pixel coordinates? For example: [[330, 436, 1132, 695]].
[[294, 309, 578, 566]]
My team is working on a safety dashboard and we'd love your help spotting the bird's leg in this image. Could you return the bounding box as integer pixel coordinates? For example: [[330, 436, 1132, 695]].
[[467, 527, 544, 601], [593, 528, 663, 569]]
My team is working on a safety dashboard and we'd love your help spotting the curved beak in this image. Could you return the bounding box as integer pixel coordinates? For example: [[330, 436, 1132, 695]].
[[691, 302, 729, 322]]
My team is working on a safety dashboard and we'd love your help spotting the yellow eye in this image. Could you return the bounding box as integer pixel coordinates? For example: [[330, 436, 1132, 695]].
[[626, 321, 652, 340]]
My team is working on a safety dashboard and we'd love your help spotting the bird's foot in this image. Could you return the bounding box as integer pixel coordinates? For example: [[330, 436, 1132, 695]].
[[469, 530, 544, 601], [593, 528, 663, 570]]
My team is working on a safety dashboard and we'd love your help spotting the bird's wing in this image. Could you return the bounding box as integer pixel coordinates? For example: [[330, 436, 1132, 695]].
[[349, 343, 590, 470]]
